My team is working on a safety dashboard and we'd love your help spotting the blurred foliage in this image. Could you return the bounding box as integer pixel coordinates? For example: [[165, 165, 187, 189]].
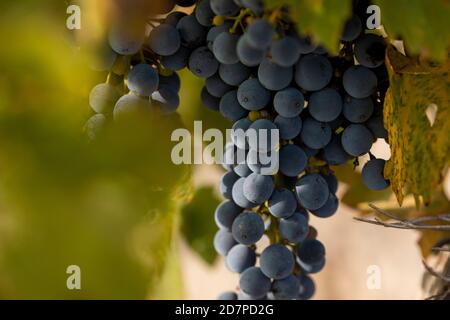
[[181, 187, 221, 265], [384, 45, 450, 206], [265, 0, 351, 54], [374, 0, 450, 62]]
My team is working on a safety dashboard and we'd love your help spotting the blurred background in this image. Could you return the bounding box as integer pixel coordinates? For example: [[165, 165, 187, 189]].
[[0, 0, 447, 299]]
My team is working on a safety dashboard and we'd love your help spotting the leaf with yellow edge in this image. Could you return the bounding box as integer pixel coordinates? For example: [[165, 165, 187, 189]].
[[384, 45, 450, 206]]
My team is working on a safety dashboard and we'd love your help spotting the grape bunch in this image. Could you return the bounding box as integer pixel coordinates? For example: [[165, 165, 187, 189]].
[[85, 0, 392, 300]]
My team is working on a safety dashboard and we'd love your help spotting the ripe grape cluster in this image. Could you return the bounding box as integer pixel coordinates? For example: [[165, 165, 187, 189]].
[[86, 0, 392, 300]]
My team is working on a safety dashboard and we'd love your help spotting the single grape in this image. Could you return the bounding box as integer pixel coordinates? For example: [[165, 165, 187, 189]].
[[310, 193, 339, 218], [85, 114, 106, 140], [212, 32, 239, 64], [231, 118, 252, 150], [300, 118, 332, 149], [219, 62, 251, 86], [232, 178, 256, 209], [108, 23, 145, 55], [176, 14, 207, 48], [279, 211, 309, 243], [260, 244, 295, 280], [365, 115, 388, 139], [215, 200, 243, 230], [148, 24, 181, 56], [355, 34, 386, 68], [220, 171, 240, 199], [201, 86, 220, 111], [274, 115, 302, 140], [273, 87, 305, 118], [295, 54, 332, 91], [151, 86, 180, 114], [321, 172, 338, 194], [362, 158, 389, 190], [214, 229, 237, 255], [237, 78, 271, 111], [195, 0, 215, 27], [297, 239, 326, 274], [239, 267, 271, 298], [322, 134, 352, 166], [308, 88, 343, 122], [236, 34, 265, 66], [247, 119, 278, 152], [343, 65, 378, 98], [268, 188, 297, 219], [234, 163, 252, 177], [217, 291, 238, 300], [343, 95, 374, 123], [226, 244, 256, 273], [210, 0, 240, 16], [270, 36, 301, 67], [272, 274, 300, 300], [127, 64, 159, 96], [341, 124, 374, 156], [295, 173, 330, 210], [243, 173, 274, 204], [113, 93, 152, 120], [246, 19, 274, 50], [258, 58, 293, 91], [159, 72, 181, 92], [160, 46, 191, 71], [279, 144, 307, 177], [298, 275, 315, 300], [89, 83, 120, 114], [296, 36, 317, 54], [207, 22, 233, 50], [206, 74, 233, 98], [341, 15, 362, 42], [219, 90, 248, 121], [241, 0, 264, 16], [165, 11, 187, 26], [188, 46, 219, 78], [246, 149, 279, 176], [231, 211, 265, 245]]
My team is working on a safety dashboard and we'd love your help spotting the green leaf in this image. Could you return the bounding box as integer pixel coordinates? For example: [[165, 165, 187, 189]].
[[181, 187, 221, 265], [265, 0, 352, 53], [374, 0, 450, 61], [384, 46, 450, 206]]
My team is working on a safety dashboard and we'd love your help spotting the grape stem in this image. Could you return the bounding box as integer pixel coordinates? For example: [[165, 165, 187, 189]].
[[230, 8, 253, 34]]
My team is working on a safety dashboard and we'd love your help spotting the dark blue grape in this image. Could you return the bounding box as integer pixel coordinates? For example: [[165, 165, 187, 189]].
[[295, 173, 330, 210], [210, 0, 240, 16], [272, 274, 300, 300], [341, 124, 374, 156], [226, 244, 256, 273], [296, 36, 317, 54], [295, 54, 332, 91], [268, 188, 297, 219], [279, 144, 307, 177], [231, 211, 265, 245], [217, 291, 238, 300], [258, 58, 293, 91], [300, 118, 332, 149], [343, 66, 378, 98], [220, 171, 240, 199], [165, 11, 187, 26], [231, 117, 251, 150], [247, 119, 278, 152], [213, 32, 239, 64], [322, 172, 338, 194], [242, 0, 264, 16], [151, 86, 180, 114], [159, 72, 181, 92], [341, 15, 362, 42], [232, 178, 256, 209], [176, 14, 207, 48], [195, 0, 215, 27], [127, 63, 159, 96], [274, 116, 302, 140], [189, 46, 219, 78], [260, 244, 295, 279], [343, 95, 374, 123], [297, 239, 326, 274], [108, 23, 144, 55], [308, 88, 343, 122], [219, 90, 248, 121], [310, 193, 339, 218], [201, 86, 220, 111], [366, 115, 388, 139], [219, 62, 251, 86], [148, 24, 181, 56], [239, 267, 271, 298], [161, 45, 191, 71], [215, 200, 243, 230], [355, 34, 386, 68], [246, 19, 274, 50], [279, 211, 309, 243], [214, 229, 237, 255], [237, 78, 270, 111], [246, 149, 279, 176], [322, 134, 352, 165], [270, 36, 301, 67], [362, 158, 389, 190], [298, 275, 315, 300], [273, 87, 305, 118], [206, 74, 233, 97], [234, 163, 252, 177], [207, 22, 233, 50], [243, 173, 274, 204], [236, 34, 265, 66]]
